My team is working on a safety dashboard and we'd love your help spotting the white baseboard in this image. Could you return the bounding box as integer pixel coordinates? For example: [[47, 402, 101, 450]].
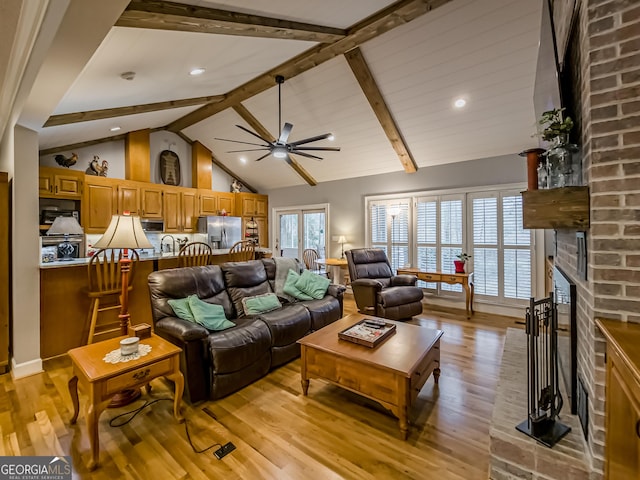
[[11, 357, 43, 379]]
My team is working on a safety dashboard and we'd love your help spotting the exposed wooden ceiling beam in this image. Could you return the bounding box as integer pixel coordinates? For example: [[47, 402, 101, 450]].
[[39, 127, 167, 156], [161, 130, 258, 193], [116, 0, 346, 43], [345, 47, 417, 173], [44, 95, 224, 127], [167, 0, 452, 133], [232, 103, 318, 186]]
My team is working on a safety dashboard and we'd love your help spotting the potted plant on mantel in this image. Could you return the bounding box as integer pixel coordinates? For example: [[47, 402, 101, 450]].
[[454, 253, 471, 274]]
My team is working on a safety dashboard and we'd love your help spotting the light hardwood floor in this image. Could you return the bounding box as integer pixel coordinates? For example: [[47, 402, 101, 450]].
[[1, 296, 521, 479]]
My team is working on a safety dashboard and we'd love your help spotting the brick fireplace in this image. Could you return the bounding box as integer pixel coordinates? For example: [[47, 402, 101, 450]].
[[492, 1, 639, 478], [552, 0, 640, 477]]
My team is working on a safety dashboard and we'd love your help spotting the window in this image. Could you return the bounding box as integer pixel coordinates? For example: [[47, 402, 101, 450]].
[[368, 199, 410, 272], [366, 186, 533, 307], [415, 194, 464, 292]]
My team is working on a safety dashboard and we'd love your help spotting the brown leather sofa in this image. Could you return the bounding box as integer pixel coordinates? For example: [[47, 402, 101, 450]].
[[147, 258, 345, 403], [346, 248, 424, 321]]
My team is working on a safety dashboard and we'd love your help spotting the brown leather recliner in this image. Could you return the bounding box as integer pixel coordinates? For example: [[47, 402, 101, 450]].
[[346, 248, 423, 321]]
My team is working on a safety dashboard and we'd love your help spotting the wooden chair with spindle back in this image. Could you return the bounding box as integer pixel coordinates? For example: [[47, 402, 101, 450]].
[[302, 248, 327, 276], [86, 248, 139, 344], [228, 240, 255, 262], [178, 242, 212, 267]]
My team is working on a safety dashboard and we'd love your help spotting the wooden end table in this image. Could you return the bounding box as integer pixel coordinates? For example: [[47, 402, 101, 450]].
[[298, 313, 443, 439], [67, 334, 184, 470]]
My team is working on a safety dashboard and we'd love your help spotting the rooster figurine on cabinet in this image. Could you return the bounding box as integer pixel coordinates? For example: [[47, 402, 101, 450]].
[[54, 153, 78, 168], [85, 155, 109, 177]]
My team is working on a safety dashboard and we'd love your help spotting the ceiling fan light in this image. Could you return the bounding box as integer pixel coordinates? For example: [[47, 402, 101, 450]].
[[328, 134, 335, 141], [272, 146, 287, 158]]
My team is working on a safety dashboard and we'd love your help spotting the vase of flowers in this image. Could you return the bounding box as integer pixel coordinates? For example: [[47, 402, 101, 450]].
[[535, 108, 580, 188], [454, 253, 471, 273]]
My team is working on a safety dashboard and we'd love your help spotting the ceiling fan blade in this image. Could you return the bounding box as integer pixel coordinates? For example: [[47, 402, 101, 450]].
[[236, 125, 273, 145], [290, 150, 323, 161], [255, 152, 272, 162], [292, 146, 341, 152], [226, 148, 270, 153], [214, 137, 269, 147], [289, 133, 333, 147], [278, 122, 293, 144]]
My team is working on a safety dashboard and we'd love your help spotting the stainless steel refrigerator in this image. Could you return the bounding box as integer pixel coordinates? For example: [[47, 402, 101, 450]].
[[197, 216, 242, 250]]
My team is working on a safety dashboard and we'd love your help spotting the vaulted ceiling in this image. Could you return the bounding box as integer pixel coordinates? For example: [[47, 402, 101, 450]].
[[36, 0, 542, 191]]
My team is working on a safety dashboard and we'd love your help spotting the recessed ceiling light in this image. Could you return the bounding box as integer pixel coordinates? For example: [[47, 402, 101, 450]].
[[328, 134, 335, 141], [189, 68, 206, 76], [454, 98, 467, 108], [110, 126, 121, 132], [239, 156, 247, 164]]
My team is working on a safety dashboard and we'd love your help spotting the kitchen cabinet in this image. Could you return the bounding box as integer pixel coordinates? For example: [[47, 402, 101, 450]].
[[164, 188, 199, 233], [218, 192, 235, 215], [596, 318, 640, 479], [83, 177, 117, 233], [118, 183, 140, 216], [39, 167, 83, 199], [0, 172, 8, 373], [236, 192, 267, 217], [199, 190, 218, 216], [163, 189, 181, 233], [200, 191, 236, 216], [141, 185, 163, 218], [181, 190, 198, 232]]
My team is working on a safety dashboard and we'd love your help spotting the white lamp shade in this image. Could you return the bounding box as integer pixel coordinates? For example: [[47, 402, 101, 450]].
[[388, 205, 401, 218], [337, 235, 347, 244], [46, 216, 84, 235], [93, 215, 153, 249]]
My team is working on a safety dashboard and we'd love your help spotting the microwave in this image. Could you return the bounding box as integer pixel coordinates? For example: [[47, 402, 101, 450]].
[[40, 209, 79, 225], [140, 219, 164, 232]]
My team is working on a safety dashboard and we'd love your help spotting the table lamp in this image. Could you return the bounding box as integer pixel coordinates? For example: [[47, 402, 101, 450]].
[[93, 213, 152, 336], [337, 235, 347, 259], [46, 216, 84, 261]]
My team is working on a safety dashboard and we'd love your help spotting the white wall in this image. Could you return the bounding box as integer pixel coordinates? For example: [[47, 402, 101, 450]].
[[265, 153, 527, 258], [39, 139, 125, 178], [12, 125, 41, 377]]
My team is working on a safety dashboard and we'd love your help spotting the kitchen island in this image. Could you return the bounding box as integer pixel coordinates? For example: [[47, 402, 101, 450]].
[[40, 248, 271, 358]]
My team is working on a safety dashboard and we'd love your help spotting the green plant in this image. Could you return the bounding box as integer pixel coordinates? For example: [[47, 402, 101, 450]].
[[456, 253, 472, 262], [536, 108, 574, 142]]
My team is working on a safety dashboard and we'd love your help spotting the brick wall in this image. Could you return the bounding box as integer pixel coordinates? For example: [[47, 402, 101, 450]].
[[554, 0, 640, 477]]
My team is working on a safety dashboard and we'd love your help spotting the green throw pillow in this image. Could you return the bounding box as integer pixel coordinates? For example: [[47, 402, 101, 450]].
[[283, 269, 314, 301], [167, 297, 196, 322], [188, 295, 235, 331], [242, 293, 282, 315], [294, 270, 331, 300]]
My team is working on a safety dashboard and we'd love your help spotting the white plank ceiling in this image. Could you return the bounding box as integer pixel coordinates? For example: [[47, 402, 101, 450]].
[[37, 0, 543, 191]]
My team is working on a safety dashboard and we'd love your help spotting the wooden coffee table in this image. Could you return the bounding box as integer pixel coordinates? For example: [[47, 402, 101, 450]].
[[298, 313, 443, 439], [67, 334, 184, 470]]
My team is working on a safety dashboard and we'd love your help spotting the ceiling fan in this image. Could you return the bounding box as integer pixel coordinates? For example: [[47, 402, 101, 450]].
[[215, 75, 340, 162]]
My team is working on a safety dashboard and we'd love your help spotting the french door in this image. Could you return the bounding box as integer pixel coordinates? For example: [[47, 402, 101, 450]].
[[275, 206, 328, 260]]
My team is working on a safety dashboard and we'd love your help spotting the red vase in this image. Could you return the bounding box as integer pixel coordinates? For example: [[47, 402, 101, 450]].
[[519, 148, 545, 191], [454, 260, 465, 273]]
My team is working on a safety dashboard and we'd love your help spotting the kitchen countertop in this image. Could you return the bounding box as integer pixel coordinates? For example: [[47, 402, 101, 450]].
[[40, 248, 272, 268]]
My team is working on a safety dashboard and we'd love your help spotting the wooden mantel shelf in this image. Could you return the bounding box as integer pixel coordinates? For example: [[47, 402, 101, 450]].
[[521, 186, 590, 229]]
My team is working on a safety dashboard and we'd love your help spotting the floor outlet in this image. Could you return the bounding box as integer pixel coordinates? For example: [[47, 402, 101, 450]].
[[214, 442, 236, 460]]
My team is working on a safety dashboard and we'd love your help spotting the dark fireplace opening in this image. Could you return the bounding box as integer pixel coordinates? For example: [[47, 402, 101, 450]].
[[553, 266, 577, 414]]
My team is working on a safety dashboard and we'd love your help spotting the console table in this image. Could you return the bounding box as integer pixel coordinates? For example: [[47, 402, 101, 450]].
[[397, 268, 474, 318]]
